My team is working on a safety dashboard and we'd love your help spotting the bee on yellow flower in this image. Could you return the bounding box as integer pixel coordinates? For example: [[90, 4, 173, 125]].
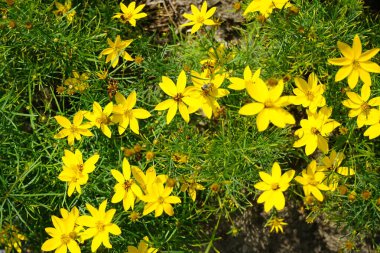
[[113, 2, 147, 27], [181, 1, 217, 34], [100, 35, 134, 68]]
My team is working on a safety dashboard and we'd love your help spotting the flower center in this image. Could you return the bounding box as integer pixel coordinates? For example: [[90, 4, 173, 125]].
[[96, 221, 105, 232], [61, 234, 71, 244], [361, 102, 370, 115], [97, 114, 110, 125], [197, 15, 205, 24], [124, 109, 133, 118], [245, 80, 253, 87], [158, 196, 165, 204], [308, 178, 318, 186], [70, 125, 78, 133], [271, 183, 280, 190], [123, 179, 133, 190], [77, 164, 84, 172], [121, 12, 133, 20], [311, 127, 320, 135], [306, 91, 314, 100], [264, 100, 274, 108], [173, 93, 184, 102], [69, 231, 77, 240]]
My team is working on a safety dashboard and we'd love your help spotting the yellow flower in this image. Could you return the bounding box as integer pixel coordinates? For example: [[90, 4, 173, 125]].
[[155, 70, 200, 124], [141, 183, 181, 217], [295, 160, 330, 201], [254, 162, 295, 213], [342, 84, 380, 128], [127, 236, 158, 253], [111, 158, 143, 211], [189, 70, 229, 119], [0, 223, 26, 253], [364, 109, 380, 139], [59, 207, 83, 243], [101, 35, 133, 68], [180, 177, 205, 201], [244, 0, 292, 17], [228, 66, 263, 91], [113, 2, 147, 27], [64, 71, 90, 93], [265, 216, 287, 233], [96, 69, 108, 80], [291, 73, 326, 113], [239, 79, 295, 132], [111, 91, 151, 135], [54, 111, 93, 146], [53, 0, 76, 22], [77, 200, 121, 252], [58, 149, 99, 196], [41, 214, 80, 253], [319, 150, 355, 176], [84, 101, 113, 138], [293, 107, 340, 155], [328, 34, 380, 88], [181, 1, 216, 34], [132, 166, 168, 194]]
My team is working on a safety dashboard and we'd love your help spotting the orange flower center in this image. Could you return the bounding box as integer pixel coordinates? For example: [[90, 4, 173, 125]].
[[360, 102, 370, 115], [121, 12, 133, 20], [61, 234, 71, 244], [158, 196, 165, 204], [96, 221, 105, 232], [97, 114, 110, 125], [271, 183, 280, 190], [173, 93, 184, 102], [123, 179, 133, 190], [311, 127, 320, 135], [197, 15, 205, 24], [264, 100, 274, 108], [306, 91, 314, 100]]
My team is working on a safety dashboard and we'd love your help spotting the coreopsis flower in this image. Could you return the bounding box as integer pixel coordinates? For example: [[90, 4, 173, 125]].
[[41, 214, 80, 253], [342, 84, 380, 128], [0, 223, 26, 253], [228, 66, 264, 91], [244, 0, 292, 17], [319, 150, 355, 176], [113, 2, 147, 26], [189, 70, 229, 119], [293, 107, 340, 155], [64, 71, 90, 94], [127, 236, 158, 253], [59, 207, 83, 242], [132, 166, 168, 194], [84, 102, 113, 138], [141, 183, 181, 217], [96, 69, 108, 80], [181, 1, 217, 34], [328, 34, 380, 88], [295, 160, 330, 201], [77, 200, 121, 252], [290, 73, 326, 113], [111, 91, 151, 135], [239, 79, 295, 132], [180, 177, 205, 201], [364, 110, 380, 139], [265, 217, 287, 233], [154, 70, 200, 124], [58, 149, 99, 196], [53, 0, 76, 22], [54, 111, 93, 146], [254, 162, 295, 213], [101, 35, 133, 68], [111, 158, 143, 211]]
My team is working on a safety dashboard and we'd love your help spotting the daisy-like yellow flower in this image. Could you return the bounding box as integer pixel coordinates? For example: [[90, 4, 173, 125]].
[[244, 0, 292, 17], [84, 101, 113, 138], [111, 158, 143, 211], [239, 79, 295, 132], [342, 84, 380, 128], [328, 34, 380, 88], [254, 162, 295, 213], [127, 236, 158, 253], [0, 223, 26, 253], [111, 91, 151, 135], [77, 200, 121, 252], [132, 166, 168, 194], [58, 149, 99, 196], [54, 111, 93, 146], [113, 2, 147, 27], [155, 70, 200, 124], [228, 66, 264, 91], [141, 183, 181, 217], [41, 214, 80, 253], [295, 160, 330, 201], [265, 216, 288, 233], [59, 207, 83, 243], [53, 0, 76, 22], [319, 150, 355, 176], [189, 70, 229, 119], [100, 35, 133, 68], [293, 107, 340, 155], [291, 73, 326, 113], [364, 109, 380, 139], [180, 177, 205, 201], [181, 1, 216, 34]]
